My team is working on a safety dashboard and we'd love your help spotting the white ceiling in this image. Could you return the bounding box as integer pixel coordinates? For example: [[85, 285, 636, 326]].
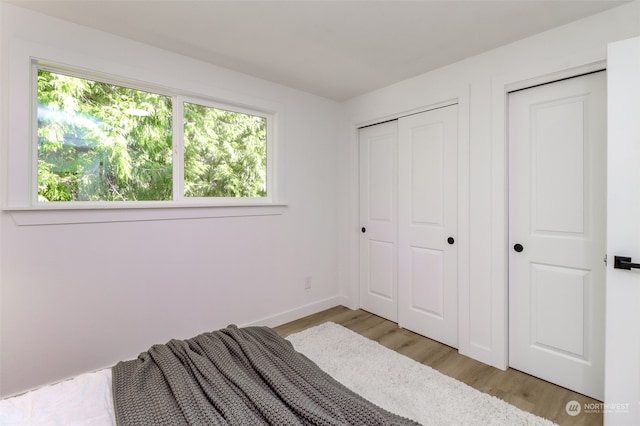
[[6, 0, 629, 101]]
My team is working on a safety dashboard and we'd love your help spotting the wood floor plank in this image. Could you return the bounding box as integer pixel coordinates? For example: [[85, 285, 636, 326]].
[[274, 306, 603, 426]]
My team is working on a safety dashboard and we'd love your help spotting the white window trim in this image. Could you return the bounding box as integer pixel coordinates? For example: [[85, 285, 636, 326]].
[[9, 204, 288, 226], [4, 39, 286, 225]]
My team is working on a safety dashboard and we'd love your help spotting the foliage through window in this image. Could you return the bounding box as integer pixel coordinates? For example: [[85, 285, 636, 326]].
[[183, 102, 267, 198], [36, 68, 269, 203]]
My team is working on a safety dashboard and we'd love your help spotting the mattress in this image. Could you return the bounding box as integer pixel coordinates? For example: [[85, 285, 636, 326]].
[[0, 325, 417, 426], [0, 369, 116, 426]]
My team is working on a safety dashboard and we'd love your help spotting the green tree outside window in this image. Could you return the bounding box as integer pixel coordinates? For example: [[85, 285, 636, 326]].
[[37, 69, 268, 202]]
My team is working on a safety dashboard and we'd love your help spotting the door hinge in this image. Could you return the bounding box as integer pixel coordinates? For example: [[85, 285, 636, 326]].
[[603, 254, 607, 266]]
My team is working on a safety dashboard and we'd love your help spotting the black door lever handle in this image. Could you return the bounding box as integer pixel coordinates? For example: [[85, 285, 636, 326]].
[[614, 256, 640, 270]]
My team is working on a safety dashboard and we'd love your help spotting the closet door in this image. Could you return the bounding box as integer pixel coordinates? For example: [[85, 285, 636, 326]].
[[509, 72, 606, 400], [398, 105, 458, 347], [359, 121, 398, 322]]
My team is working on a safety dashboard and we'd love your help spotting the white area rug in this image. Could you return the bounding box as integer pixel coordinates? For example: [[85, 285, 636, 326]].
[[288, 322, 556, 426]]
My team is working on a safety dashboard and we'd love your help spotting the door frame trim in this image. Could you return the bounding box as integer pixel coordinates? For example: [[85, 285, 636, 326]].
[[491, 60, 607, 370], [355, 99, 459, 130]]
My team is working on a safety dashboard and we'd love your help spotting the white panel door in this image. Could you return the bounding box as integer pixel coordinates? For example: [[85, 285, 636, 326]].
[[509, 72, 606, 400], [359, 121, 398, 322], [398, 105, 458, 348], [605, 36, 640, 425]]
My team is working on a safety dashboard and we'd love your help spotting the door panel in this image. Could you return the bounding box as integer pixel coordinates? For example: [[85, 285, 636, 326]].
[[531, 263, 588, 357], [509, 71, 606, 400], [368, 241, 394, 299], [410, 123, 444, 225], [605, 36, 640, 425], [409, 247, 444, 317], [359, 121, 398, 322], [398, 105, 458, 348], [533, 99, 586, 234]]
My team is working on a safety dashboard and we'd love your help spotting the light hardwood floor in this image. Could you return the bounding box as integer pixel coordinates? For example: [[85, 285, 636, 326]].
[[274, 306, 603, 426]]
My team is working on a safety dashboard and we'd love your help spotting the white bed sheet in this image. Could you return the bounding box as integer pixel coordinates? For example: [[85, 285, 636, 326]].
[[0, 369, 116, 426]]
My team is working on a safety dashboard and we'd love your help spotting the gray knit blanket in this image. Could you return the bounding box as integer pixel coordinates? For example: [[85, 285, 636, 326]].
[[112, 325, 419, 425]]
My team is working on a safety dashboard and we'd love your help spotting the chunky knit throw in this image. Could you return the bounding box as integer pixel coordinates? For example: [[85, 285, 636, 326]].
[[112, 325, 418, 425]]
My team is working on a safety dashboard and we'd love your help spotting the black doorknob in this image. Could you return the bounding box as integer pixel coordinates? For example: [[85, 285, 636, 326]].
[[447, 237, 455, 245], [614, 256, 640, 270], [361, 227, 366, 233], [514, 243, 524, 253]]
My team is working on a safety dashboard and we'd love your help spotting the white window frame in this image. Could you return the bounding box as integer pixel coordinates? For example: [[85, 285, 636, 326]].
[[34, 62, 275, 207], [4, 45, 285, 225]]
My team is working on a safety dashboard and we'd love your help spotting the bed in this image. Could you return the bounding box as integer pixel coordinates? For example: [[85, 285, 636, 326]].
[[0, 325, 418, 425]]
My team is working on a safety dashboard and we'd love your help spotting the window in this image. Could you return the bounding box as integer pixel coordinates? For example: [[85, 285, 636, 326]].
[[35, 65, 271, 206], [37, 69, 173, 202], [183, 101, 267, 198]]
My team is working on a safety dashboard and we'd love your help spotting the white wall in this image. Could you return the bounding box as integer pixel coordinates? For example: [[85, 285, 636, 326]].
[[339, 1, 640, 370], [0, 4, 343, 397]]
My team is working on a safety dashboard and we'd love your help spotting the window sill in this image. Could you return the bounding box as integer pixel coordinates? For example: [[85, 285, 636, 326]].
[[7, 203, 288, 226]]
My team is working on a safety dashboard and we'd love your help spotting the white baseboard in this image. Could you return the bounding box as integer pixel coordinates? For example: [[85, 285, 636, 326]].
[[241, 296, 347, 328], [341, 296, 358, 311]]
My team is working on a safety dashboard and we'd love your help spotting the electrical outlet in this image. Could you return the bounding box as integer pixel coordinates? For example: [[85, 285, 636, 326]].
[[304, 276, 312, 290]]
